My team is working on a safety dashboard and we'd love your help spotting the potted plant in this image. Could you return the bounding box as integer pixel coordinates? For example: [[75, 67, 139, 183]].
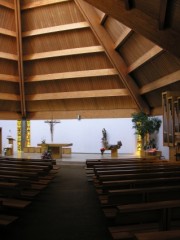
[[131, 112, 162, 154]]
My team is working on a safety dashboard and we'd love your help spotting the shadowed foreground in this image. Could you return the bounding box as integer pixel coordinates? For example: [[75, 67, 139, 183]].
[[1, 165, 111, 240]]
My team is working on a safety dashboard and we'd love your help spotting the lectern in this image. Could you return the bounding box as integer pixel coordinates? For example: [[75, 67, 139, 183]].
[[6, 137, 15, 156]]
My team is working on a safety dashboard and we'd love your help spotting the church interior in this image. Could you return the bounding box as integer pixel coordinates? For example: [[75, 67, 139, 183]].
[[0, 0, 180, 239]]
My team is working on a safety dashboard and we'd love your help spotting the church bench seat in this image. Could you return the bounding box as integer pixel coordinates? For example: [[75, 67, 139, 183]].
[[114, 200, 180, 230], [134, 230, 180, 240], [96, 170, 180, 182], [0, 214, 18, 227], [0, 197, 31, 209], [98, 176, 180, 193], [99, 185, 180, 206]]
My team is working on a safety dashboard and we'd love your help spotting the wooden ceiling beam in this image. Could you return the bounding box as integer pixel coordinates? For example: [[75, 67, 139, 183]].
[[23, 46, 104, 61], [100, 13, 108, 25], [0, 28, 16, 37], [128, 45, 164, 73], [0, 111, 21, 120], [27, 109, 136, 120], [75, 0, 150, 114], [25, 68, 118, 82], [114, 28, 133, 50], [82, 0, 180, 58], [140, 70, 180, 94], [0, 93, 20, 101], [21, 0, 71, 10], [124, 0, 135, 10], [22, 22, 90, 38], [0, 52, 18, 61], [14, 0, 26, 118], [0, 74, 19, 82], [0, 0, 14, 9], [26, 89, 129, 101], [159, 0, 168, 30]]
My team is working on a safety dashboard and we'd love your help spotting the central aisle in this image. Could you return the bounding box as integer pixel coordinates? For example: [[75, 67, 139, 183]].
[[2, 165, 112, 240]]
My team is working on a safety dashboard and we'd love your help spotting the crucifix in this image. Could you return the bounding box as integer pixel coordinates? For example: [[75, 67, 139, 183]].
[[44, 119, 60, 142]]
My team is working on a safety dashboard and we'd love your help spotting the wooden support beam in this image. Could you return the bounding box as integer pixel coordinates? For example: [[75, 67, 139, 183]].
[[22, 22, 90, 38], [25, 68, 118, 82], [124, 0, 135, 10], [0, 93, 20, 101], [75, 0, 150, 113], [23, 46, 104, 61], [82, 0, 180, 58], [140, 70, 180, 94], [14, 0, 26, 117], [0, 0, 14, 9], [100, 13, 108, 25], [21, 0, 71, 10], [27, 109, 136, 120], [0, 74, 19, 82], [0, 111, 21, 120], [114, 28, 133, 50], [159, 0, 168, 30], [0, 28, 16, 37], [0, 52, 18, 61], [26, 89, 129, 101], [128, 45, 163, 73]]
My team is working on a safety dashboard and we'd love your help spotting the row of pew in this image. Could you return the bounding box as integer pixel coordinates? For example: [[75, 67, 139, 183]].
[[86, 157, 180, 240], [0, 156, 60, 227]]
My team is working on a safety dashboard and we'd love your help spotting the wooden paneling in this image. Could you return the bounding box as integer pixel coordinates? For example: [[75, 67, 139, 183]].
[[118, 32, 155, 65], [104, 17, 128, 43], [23, 28, 98, 54], [0, 111, 21, 120], [21, 1, 84, 32], [25, 75, 125, 94], [0, 100, 20, 111], [26, 96, 136, 112], [23, 53, 113, 76], [128, 45, 163, 73], [82, 0, 180, 58], [131, 52, 180, 87], [0, 35, 17, 54], [0, 81, 19, 94], [27, 109, 137, 120], [0, 59, 18, 75], [0, 6, 15, 31]]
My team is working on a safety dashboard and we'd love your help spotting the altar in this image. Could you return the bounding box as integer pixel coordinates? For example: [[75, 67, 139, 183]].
[[38, 143, 73, 159]]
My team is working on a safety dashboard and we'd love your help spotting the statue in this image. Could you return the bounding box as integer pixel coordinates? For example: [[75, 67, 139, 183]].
[[44, 119, 60, 142], [100, 128, 122, 155]]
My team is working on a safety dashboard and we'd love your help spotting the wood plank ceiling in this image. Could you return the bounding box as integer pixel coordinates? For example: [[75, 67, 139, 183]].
[[0, 0, 179, 120]]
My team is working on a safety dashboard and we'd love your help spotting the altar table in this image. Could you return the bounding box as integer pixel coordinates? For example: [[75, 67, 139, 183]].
[[38, 143, 73, 159]]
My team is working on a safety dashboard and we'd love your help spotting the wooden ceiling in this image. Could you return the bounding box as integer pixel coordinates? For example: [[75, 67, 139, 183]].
[[0, 0, 179, 120]]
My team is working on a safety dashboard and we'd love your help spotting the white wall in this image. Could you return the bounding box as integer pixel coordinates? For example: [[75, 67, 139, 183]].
[[30, 118, 136, 154], [0, 117, 169, 158], [0, 120, 17, 151]]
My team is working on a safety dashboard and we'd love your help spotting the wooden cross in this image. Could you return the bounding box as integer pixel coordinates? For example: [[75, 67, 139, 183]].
[[44, 119, 60, 142]]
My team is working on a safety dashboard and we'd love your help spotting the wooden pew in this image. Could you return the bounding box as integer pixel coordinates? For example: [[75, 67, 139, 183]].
[[99, 185, 180, 206], [97, 176, 180, 194], [109, 229, 180, 240], [96, 170, 180, 182], [107, 200, 180, 235], [0, 214, 18, 227], [134, 230, 180, 240], [0, 197, 31, 210]]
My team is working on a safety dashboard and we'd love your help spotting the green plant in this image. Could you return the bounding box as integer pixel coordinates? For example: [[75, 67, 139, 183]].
[[132, 112, 162, 150]]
